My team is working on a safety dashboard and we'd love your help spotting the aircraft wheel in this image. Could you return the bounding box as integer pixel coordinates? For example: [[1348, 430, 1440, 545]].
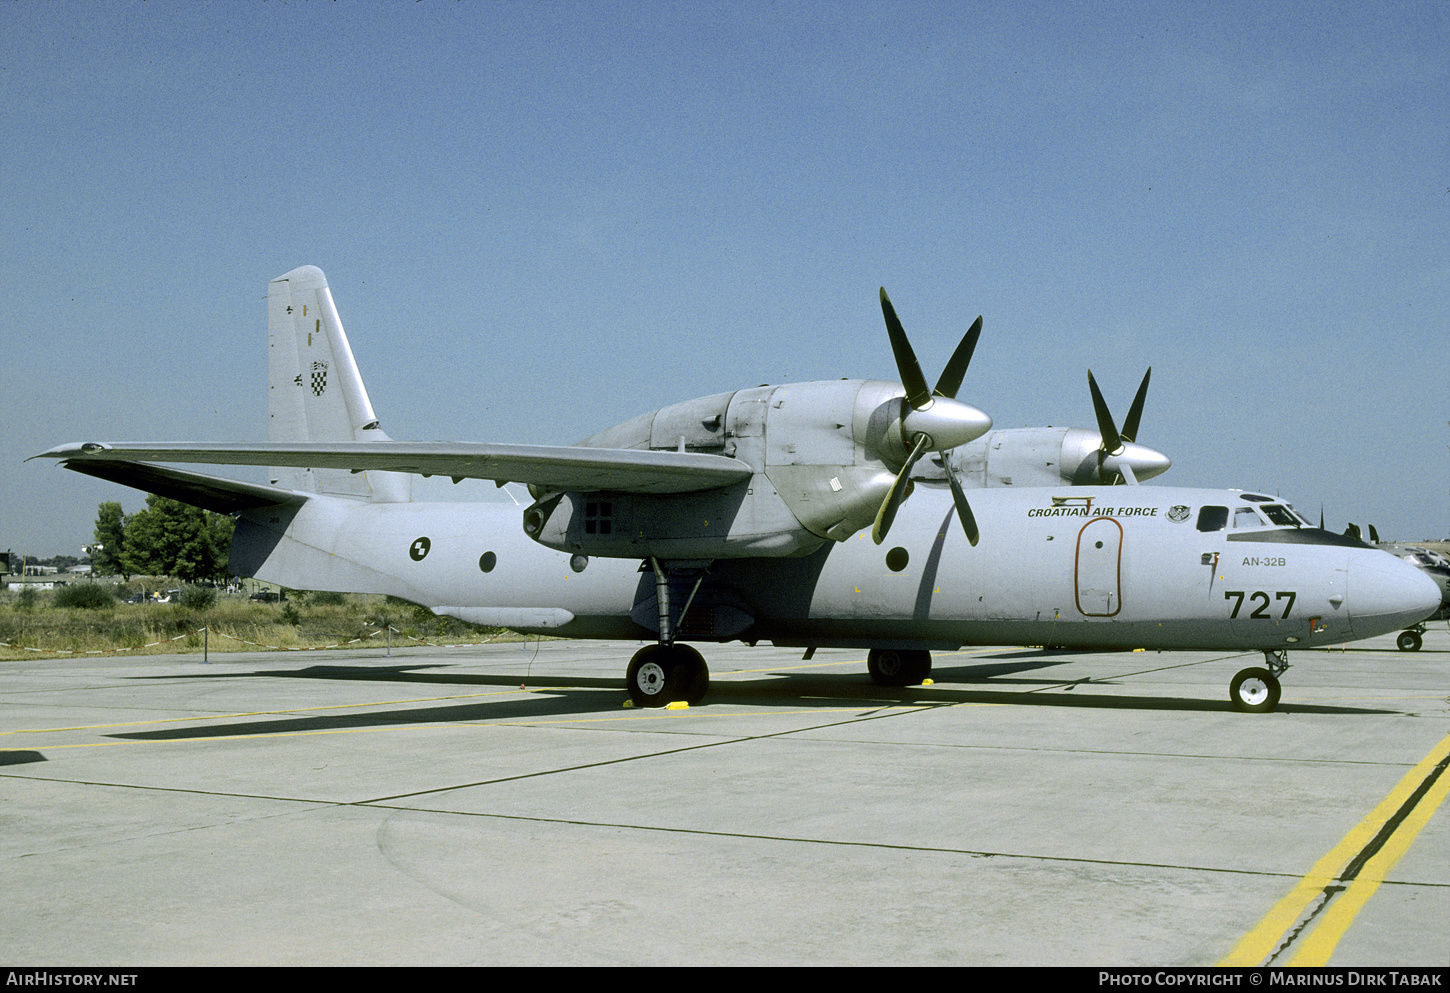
[[1230, 667, 1281, 713], [1396, 631, 1423, 652], [868, 648, 932, 687], [626, 645, 676, 708], [626, 644, 710, 707]]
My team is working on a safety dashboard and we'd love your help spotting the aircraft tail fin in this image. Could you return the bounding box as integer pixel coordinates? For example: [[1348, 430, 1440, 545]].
[[267, 266, 411, 502]]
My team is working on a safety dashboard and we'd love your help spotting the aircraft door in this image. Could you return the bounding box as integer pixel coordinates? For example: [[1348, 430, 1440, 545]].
[[1075, 516, 1123, 617]]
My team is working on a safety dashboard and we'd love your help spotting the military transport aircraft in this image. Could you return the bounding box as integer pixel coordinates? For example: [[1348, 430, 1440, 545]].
[[35, 266, 1439, 713]]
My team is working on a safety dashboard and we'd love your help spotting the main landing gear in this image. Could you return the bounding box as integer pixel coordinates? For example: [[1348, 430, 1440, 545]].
[[866, 648, 933, 687], [1230, 649, 1290, 713], [625, 557, 711, 709]]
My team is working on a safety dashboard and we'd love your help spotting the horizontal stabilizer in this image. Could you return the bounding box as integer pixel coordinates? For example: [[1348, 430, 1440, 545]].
[[37, 441, 753, 495], [56, 460, 306, 514]]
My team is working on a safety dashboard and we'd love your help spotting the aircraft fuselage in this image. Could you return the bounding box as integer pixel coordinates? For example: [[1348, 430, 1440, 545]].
[[231, 482, 1435, 657]]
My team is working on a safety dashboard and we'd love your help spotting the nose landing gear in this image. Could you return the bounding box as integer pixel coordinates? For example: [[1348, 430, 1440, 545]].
[[1230, 649, 1290, 713]]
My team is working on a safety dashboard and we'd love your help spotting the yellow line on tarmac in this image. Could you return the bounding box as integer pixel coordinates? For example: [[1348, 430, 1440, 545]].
[[1219, 731, 1450, 966], [1287, 740, 1450, 965]]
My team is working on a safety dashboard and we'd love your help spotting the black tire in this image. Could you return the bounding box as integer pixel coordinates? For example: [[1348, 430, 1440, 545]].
[[626, 644, 710, 707], [1230, 667, 1281, 713], [671, 644, 710, 705], [626, 645, 676, 708], [868, 648, 932, 687], [1397, 630, 1422, 652]]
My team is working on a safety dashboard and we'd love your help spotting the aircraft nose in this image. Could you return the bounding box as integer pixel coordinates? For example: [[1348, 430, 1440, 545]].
[[1347, 550, 1443, 638]]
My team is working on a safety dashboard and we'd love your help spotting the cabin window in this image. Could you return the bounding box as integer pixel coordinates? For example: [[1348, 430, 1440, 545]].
[[1196, 506, 1228, 532]]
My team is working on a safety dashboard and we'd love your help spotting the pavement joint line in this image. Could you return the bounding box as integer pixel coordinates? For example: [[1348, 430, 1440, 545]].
[[355, 802, 1383, 879], [9, 762, 1411, 886], [363, 704, 941, 802], [6, 765, 1448, 894]]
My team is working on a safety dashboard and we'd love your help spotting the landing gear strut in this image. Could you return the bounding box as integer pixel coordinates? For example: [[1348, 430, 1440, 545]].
[[1230, 649, 1289, 713], [867, 648, 932, 687], [625, 558, 711, 708]]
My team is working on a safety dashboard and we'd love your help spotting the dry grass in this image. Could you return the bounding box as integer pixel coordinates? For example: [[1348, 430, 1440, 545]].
[[0, 587, 510, 660]]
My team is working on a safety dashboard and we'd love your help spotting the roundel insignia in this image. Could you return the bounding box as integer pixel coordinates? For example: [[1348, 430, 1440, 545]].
[[409, 537, 431, 561], [1166, 505, 1191, 524]]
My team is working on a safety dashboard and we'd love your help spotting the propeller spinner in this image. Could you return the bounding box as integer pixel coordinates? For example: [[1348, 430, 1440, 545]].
[[872, 289, 992, 545]]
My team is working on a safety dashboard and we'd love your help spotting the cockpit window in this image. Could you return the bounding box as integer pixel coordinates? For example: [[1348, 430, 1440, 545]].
[[1197, 506, 1229, 532], [1234, 507, 1265, 528], [1260, 504, 1303, 527]]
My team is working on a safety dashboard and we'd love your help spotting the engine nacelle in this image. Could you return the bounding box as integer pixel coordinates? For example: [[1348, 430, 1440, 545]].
[[523, 377, 991, 559], [946, 427, 1171, 488]]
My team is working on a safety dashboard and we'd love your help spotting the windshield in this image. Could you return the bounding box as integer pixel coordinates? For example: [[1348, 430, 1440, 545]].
[[1234, 507, 1265, 528], [1260, 504, 1308, 527]]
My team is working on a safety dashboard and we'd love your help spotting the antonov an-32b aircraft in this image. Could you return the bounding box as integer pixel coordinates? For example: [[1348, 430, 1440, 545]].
[[37, 266, 1439, 713]]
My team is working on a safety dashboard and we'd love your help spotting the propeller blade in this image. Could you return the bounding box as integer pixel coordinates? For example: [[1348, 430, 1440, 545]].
[[1120, 367, 1151, 444], [946, 465, 981, 546], [1086, 370, 1123, 456], [873, 433, 930, 544], [933, 315, 982, 400], [880, 288, 932, 410], [1369, 523, 1381, 544]]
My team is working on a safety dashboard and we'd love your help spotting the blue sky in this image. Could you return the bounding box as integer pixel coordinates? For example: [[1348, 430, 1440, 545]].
[[4, 0, 1447, 558]]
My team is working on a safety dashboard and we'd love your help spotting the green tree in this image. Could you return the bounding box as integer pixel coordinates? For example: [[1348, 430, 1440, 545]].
[[118, 495, 235, 583], [92, 502, 128, 578]]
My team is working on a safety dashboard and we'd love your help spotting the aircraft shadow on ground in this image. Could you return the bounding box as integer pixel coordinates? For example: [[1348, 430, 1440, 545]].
[[0, 750, 46, 766], [108, 658, 1397, 740]]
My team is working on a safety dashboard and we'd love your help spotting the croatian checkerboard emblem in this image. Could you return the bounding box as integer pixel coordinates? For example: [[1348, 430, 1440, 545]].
[[310, 360, 328, 396]]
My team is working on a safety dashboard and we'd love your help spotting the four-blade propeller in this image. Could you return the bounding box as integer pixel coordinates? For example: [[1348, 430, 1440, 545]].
[[872, 289, 991, 546], [870, 293, 1168, 547], [1086, 367, 1155, 485]]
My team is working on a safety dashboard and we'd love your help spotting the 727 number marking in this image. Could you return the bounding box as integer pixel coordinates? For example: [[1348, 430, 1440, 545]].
[[1225, 590, 1296, 619]]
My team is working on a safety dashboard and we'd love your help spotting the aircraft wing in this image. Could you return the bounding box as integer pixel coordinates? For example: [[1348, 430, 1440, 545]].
[[55, 459, 307, 514], [35, 441, 754, 495]]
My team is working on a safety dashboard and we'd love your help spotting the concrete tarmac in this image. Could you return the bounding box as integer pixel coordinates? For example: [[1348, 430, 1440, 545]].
[[2, 630, 1447, 966]]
